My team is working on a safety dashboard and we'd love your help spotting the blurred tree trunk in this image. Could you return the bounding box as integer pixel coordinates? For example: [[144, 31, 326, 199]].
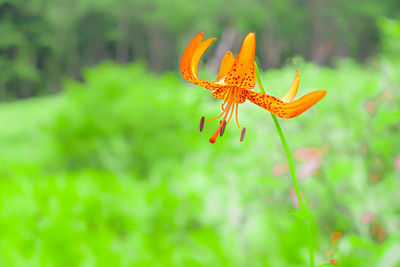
[[308, 0, 336, 65], [336, 41, 350, 58], [148, 30, 175, 73], [131, 27, 147, 62], [149, 31, 160, 72], [310, 19, 335, 65], [82, 17, 105, 66], [116, 18, 130, 63], [207, 28, 236, 73], [261, 23, 281, 69]]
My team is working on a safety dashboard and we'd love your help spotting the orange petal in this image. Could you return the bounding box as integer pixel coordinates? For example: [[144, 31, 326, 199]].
[[246, 90, 326, 118], [191, 37, 216, 79], [215, 51, 235, 82], [180, 32, 203, 77], [224, 33, 256, 89], [180, 32, 221, 90], [281, 69, 300, 102]]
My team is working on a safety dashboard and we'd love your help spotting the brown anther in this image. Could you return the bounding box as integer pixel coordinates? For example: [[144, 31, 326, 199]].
[[199, 116, 205, 132], [220, 121, 226, 136], [240, 127, 246, 142]]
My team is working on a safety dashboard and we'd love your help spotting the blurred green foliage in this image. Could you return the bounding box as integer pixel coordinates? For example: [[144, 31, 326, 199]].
[[1, 0, 400, 98], [1, 0, 400, 262], [0, 18, 400, 265]]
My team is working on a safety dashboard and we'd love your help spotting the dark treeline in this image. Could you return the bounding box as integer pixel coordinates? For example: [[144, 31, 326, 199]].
[[1, 0, 399, 99]]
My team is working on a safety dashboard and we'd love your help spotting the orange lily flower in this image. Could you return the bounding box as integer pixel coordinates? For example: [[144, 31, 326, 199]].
[[180, 32, 326, 143]]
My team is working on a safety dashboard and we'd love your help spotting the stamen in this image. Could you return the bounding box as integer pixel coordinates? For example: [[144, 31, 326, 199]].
[[207, 87, 234, 123], [226, 102, 235, 124], [225, 88, 235, 125], [235, 103, 241, 130], [220, 88, 231, 111], [199, 116, 205, 132], [221, 100, 228, 111], [220, 121, 226, 136], [205, 109, 225, 123], [240, 127, 246, 142]]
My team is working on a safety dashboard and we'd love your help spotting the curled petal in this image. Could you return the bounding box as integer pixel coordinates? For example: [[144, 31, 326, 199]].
[[216, 51, 235, 82], [281, 69, 300, 103], [180, 32, 221, 90], [191, 38, 216, 79], [180, 32, 203, 77], [246, 90, 326, 118], [224, 33, 256, 89]]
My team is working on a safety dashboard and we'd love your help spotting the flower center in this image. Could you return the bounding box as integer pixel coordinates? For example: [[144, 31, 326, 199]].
[[203, 87, 243, 143]]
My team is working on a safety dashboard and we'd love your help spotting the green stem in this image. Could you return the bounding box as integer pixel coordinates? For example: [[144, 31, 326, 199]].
[[254, 62, 314, 267]]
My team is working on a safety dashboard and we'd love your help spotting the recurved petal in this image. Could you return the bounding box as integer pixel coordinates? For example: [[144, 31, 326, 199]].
[[180, 32, 203, 77], [246, 90, 326, 118], [191, 37, 216, 79], [224, 33, 256, 89], [180, 32, 221, 90], [215, 51, 235, 82], [281, 69, 300, 103]]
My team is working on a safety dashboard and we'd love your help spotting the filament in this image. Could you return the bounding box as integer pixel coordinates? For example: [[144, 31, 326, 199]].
[[205, 109, 225, 123], [235, 103, 241, 130], [226, 103, 234, 124]]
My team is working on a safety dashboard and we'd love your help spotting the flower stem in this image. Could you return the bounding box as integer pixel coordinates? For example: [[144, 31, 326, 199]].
[[254, 61, 315, 267]]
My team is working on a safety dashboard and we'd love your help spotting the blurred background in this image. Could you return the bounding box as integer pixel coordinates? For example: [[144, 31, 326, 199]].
[[1, 0, 400, 266]]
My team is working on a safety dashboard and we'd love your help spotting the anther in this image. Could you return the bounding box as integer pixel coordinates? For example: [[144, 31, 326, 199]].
[[199, 116, 205, 132], [240, 127, 246, 142], [220, 121, 227, 136]]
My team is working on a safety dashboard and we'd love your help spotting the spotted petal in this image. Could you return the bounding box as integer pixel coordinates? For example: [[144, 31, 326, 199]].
[[224, 33, 256, 89], [180, 32, 221, 90], [246, 90, 326, 118]]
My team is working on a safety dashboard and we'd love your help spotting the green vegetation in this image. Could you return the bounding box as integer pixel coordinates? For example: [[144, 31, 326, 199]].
[[1, 19, 400, 263], [1, 0, 400, 265]]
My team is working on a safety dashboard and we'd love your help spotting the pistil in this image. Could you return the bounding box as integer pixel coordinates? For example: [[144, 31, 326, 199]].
[[209, 102, 232, 143]]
